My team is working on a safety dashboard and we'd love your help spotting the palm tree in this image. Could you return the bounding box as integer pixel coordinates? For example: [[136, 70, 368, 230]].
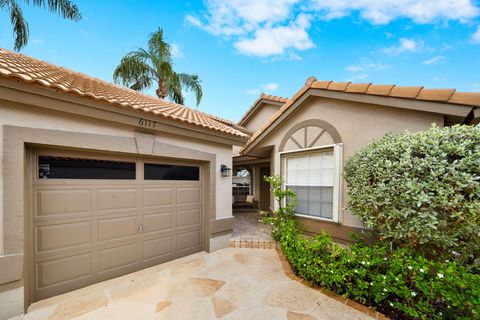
[[113, 28, 202, 106], [1, 0, 81, 51]]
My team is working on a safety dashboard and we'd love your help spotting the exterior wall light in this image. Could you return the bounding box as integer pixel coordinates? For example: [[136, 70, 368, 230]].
[[221, 165, 231, 177]]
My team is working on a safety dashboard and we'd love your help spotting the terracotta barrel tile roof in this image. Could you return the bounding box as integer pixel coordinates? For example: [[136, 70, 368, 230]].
[[389, 86, 423, 98], [345, 83, 371, 93], [241, 77, 480, 154], [309, 79, 480, 106], [0, 48, 247, 139], [237, 92, 289, 126], [365, 84, 395, 96], [260, 93, 289, 103]]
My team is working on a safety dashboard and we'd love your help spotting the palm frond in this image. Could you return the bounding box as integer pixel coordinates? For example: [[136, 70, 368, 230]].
[[113, 50, 155, 92], [148, 28, 171, 62], [165, 73, 184, 105], [7, 1, 29, 51], [177, 73, 203, 106], [29, 0, 81, 20]]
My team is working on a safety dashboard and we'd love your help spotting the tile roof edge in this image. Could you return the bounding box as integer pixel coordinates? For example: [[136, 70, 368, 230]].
[[237, 93, 289, 126]]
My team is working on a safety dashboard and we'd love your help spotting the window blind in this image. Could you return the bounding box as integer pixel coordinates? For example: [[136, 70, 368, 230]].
[[285, 150, 335, 219]]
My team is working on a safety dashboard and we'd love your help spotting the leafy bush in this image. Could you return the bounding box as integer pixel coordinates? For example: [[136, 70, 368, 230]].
[[344, 125, 480, 261], [261, 175, 480, 320]]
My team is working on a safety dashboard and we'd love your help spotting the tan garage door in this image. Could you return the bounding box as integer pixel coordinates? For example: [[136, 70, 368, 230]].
[[31, 149, 203, 301]]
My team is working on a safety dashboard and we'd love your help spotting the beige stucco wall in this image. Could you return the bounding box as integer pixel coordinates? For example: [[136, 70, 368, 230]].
[[0, 100, 233, 249], [0, 100, 233, 319], [255, 96, 444, 228], [243, 103, 280, 133]]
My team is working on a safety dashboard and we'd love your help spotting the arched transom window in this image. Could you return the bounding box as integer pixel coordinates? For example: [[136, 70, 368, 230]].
[[279, 119, 342, 152]]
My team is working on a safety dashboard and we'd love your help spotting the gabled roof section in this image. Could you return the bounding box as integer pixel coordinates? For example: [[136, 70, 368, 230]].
[[238, 93, 288, 127], [242, 77, 480, 154], [0, 48, 247, 139]]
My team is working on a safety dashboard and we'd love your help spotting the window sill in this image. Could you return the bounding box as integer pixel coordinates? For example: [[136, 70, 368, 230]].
[[295, 213, 339, 224]]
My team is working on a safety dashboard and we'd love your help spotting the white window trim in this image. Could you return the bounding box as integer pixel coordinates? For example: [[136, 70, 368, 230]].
[[280, 143, 343, 223]]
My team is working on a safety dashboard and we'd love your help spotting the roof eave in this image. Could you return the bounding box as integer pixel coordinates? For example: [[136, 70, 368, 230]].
[[0, 78, 249, 146]]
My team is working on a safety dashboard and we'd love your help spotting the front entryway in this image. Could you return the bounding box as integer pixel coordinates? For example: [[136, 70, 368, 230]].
[[30, 148, 203, 301]]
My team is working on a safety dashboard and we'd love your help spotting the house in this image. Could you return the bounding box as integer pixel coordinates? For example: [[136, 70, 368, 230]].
[[1, 48, 480, 320], [0, 49, 247, 318], [233, 76, 480, 242]]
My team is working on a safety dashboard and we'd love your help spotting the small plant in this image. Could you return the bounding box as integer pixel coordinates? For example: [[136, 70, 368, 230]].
[[258, 175, 297, 240], [261, 174, 480, 320]]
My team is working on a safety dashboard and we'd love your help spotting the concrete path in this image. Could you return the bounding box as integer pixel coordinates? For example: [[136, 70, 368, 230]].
[[16, 248, 374, 320]]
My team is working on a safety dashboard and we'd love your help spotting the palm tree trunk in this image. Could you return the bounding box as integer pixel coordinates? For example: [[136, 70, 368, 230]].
[[156, 79, 167, 99]]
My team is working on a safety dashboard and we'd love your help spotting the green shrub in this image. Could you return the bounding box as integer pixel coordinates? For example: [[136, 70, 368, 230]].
[[344, 125, 480, 261], [261, 175, 480, 320]]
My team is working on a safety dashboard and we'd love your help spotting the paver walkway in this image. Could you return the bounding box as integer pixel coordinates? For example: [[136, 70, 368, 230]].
[[16, 248, 374, 320], [231, 210, 271, 240]]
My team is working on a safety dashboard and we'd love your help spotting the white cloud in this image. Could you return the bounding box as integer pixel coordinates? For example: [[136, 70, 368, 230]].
[[187, 0, 479, 58], [345, 63, 390, 72], [262, 83, 279, 91], [383, 38, 425, 54], [472, 26, 480, 43], [234, 15, 313, 56], [31, 38, 44, 45], [170, 44, 182, 58], [309, 0, 479, 25], [247, 82, 280, 95], [422, 56, 446, 65]]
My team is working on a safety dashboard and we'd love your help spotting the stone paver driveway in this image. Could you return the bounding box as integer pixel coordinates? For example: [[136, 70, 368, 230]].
[[17, 248, 373, 320]]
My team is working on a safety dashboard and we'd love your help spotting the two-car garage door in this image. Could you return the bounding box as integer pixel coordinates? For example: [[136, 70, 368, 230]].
[[31, 149, 203, 301]]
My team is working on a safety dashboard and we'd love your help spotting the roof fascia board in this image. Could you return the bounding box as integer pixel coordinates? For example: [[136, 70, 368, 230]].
[[0, 78, 247, 146], [238, 99, 284, 127]]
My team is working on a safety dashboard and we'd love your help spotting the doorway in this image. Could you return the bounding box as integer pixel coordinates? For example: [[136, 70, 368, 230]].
[[259, 167, 271, 211]]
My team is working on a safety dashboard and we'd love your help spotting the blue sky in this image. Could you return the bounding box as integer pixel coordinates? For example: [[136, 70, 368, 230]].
[[0, 0, 479, 122]]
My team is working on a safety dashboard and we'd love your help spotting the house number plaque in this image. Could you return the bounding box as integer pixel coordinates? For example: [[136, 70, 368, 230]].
[[138, 118, 157, 128]]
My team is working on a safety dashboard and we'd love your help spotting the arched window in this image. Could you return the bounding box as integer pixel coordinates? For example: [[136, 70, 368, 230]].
[[279, 119, 342, 222], [232, 166, 252, 202]]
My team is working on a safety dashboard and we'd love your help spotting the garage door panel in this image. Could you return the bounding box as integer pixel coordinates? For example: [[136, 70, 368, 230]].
[[36, 221, 91, 253], [98, 243, 139, 272], [143, 188, 173, 207], [177, 230, 201, 251], [98, 188, 137, 211], [98, 216, 138, 241], [177, 208, 201, 228], [143, 211, 173, 233], [37, 253, 92, 289], [176, 187, 201, 204], [143, 236, 174, 260], [36, 189, 91, 217]]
